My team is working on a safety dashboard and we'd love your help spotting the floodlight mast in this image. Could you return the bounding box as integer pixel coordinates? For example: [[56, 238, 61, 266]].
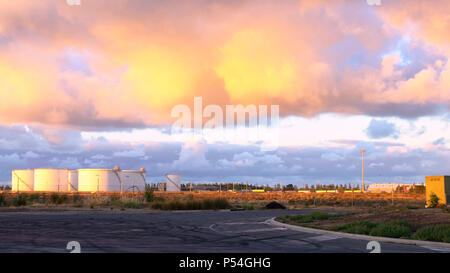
[[360, 149, 366, 192]]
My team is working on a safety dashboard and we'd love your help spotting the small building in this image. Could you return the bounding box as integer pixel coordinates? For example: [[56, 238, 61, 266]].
[[367, 183, 399, 193], [425, 176, 450, 206]]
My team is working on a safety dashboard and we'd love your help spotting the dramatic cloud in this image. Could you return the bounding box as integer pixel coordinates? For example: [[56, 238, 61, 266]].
[[0, 0, 448, 130]]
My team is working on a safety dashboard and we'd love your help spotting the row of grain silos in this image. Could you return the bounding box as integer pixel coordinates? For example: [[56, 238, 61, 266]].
[[11, 167, 146, 192]]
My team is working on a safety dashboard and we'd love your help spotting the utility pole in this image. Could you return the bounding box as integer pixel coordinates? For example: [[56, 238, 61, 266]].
[[360, 148, 366, 192]]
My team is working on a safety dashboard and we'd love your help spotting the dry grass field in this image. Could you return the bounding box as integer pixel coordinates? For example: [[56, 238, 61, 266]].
[[154, 191, 426, 208], [0, 190, 426, 210]]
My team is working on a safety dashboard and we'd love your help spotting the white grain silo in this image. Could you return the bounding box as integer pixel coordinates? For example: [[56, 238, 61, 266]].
[[34, 168, 69, 192], [68, 170, 78, 191], [166, 174, 181, 191], [11, 169, 34, 192], [119, 168, 146, 192], [77, 168, 121, 192]]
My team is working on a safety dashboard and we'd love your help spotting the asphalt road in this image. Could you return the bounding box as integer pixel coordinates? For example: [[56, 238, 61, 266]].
[[0, 209, 448, 253]]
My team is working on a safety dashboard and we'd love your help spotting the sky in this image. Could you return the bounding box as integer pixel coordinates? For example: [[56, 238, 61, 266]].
[[0, 0, 449, 186]]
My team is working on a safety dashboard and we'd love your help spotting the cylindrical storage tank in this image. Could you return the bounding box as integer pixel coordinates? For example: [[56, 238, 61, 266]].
[[34, 169, 69, 192], [77, 169, 121, 192], [11, 169, 34, 192], [119, 170, 146, 192], [166, 174, 181, 191], [68, 170, 78, 191]]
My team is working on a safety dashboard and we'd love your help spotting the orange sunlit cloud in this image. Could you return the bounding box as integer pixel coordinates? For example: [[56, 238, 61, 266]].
[[0, 0, 448, 129]]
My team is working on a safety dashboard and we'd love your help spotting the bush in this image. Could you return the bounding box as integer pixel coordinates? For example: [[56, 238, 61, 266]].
[[151, 202, 163, 210], [72, 193, 82, 204], [121, 201, 143, 209], [333, 221, 377, 235], [428, 193, 440, 208], [13, 193, 28, 206], [309, 211, 332, 220], [278, 211, 344, 224], [0, 193, 6, 206], [413, 225, 450, 243], [369, 221, 412, 238], [50, 193, 68, 205], [50, 193, 59, 204], [144, 186, 155, 203], [103, 195, 121, 206], [40, 193, 48, 204], [29, 193, 40, 203], [60, 194, 68, 204], [410, 185, 425, 194]]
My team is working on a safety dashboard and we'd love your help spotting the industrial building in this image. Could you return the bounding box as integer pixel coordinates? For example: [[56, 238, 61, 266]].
[[11, 167, 147, 192], [425, 176, 450, 206]]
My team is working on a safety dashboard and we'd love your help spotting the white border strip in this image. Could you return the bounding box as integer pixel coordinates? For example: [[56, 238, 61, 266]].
[[267, 217, 450, 249]]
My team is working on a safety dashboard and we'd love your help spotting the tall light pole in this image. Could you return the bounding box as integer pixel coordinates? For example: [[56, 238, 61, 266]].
[[360, 148, 366, 192]]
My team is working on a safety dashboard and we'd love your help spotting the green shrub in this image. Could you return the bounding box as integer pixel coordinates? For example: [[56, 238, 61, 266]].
[[29, 193, 40, 203], [413, 225, 450, 243], [60, 194, 68, 204], [103, 195, 121, 206], [121, 201, 143, 209], [428, 193, 440, 208], [0, 193, 6, 206], [308, 211, 332, 220], [369, 221, 412, 238], [144, 186, 154, 203], [50, 193, 59, 204], [151, 202, 163, 210], [13, 193, 28, 206], [72, 193, 82, 203], [280, 211, 344, 224], [50, 193, 68, 205], [40, 193, 48, 203], [334, 221, 377, 235]]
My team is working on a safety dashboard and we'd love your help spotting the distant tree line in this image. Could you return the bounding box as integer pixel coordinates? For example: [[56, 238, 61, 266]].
[[0, 185, 11, 191], [170, 182, 363, 192]]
